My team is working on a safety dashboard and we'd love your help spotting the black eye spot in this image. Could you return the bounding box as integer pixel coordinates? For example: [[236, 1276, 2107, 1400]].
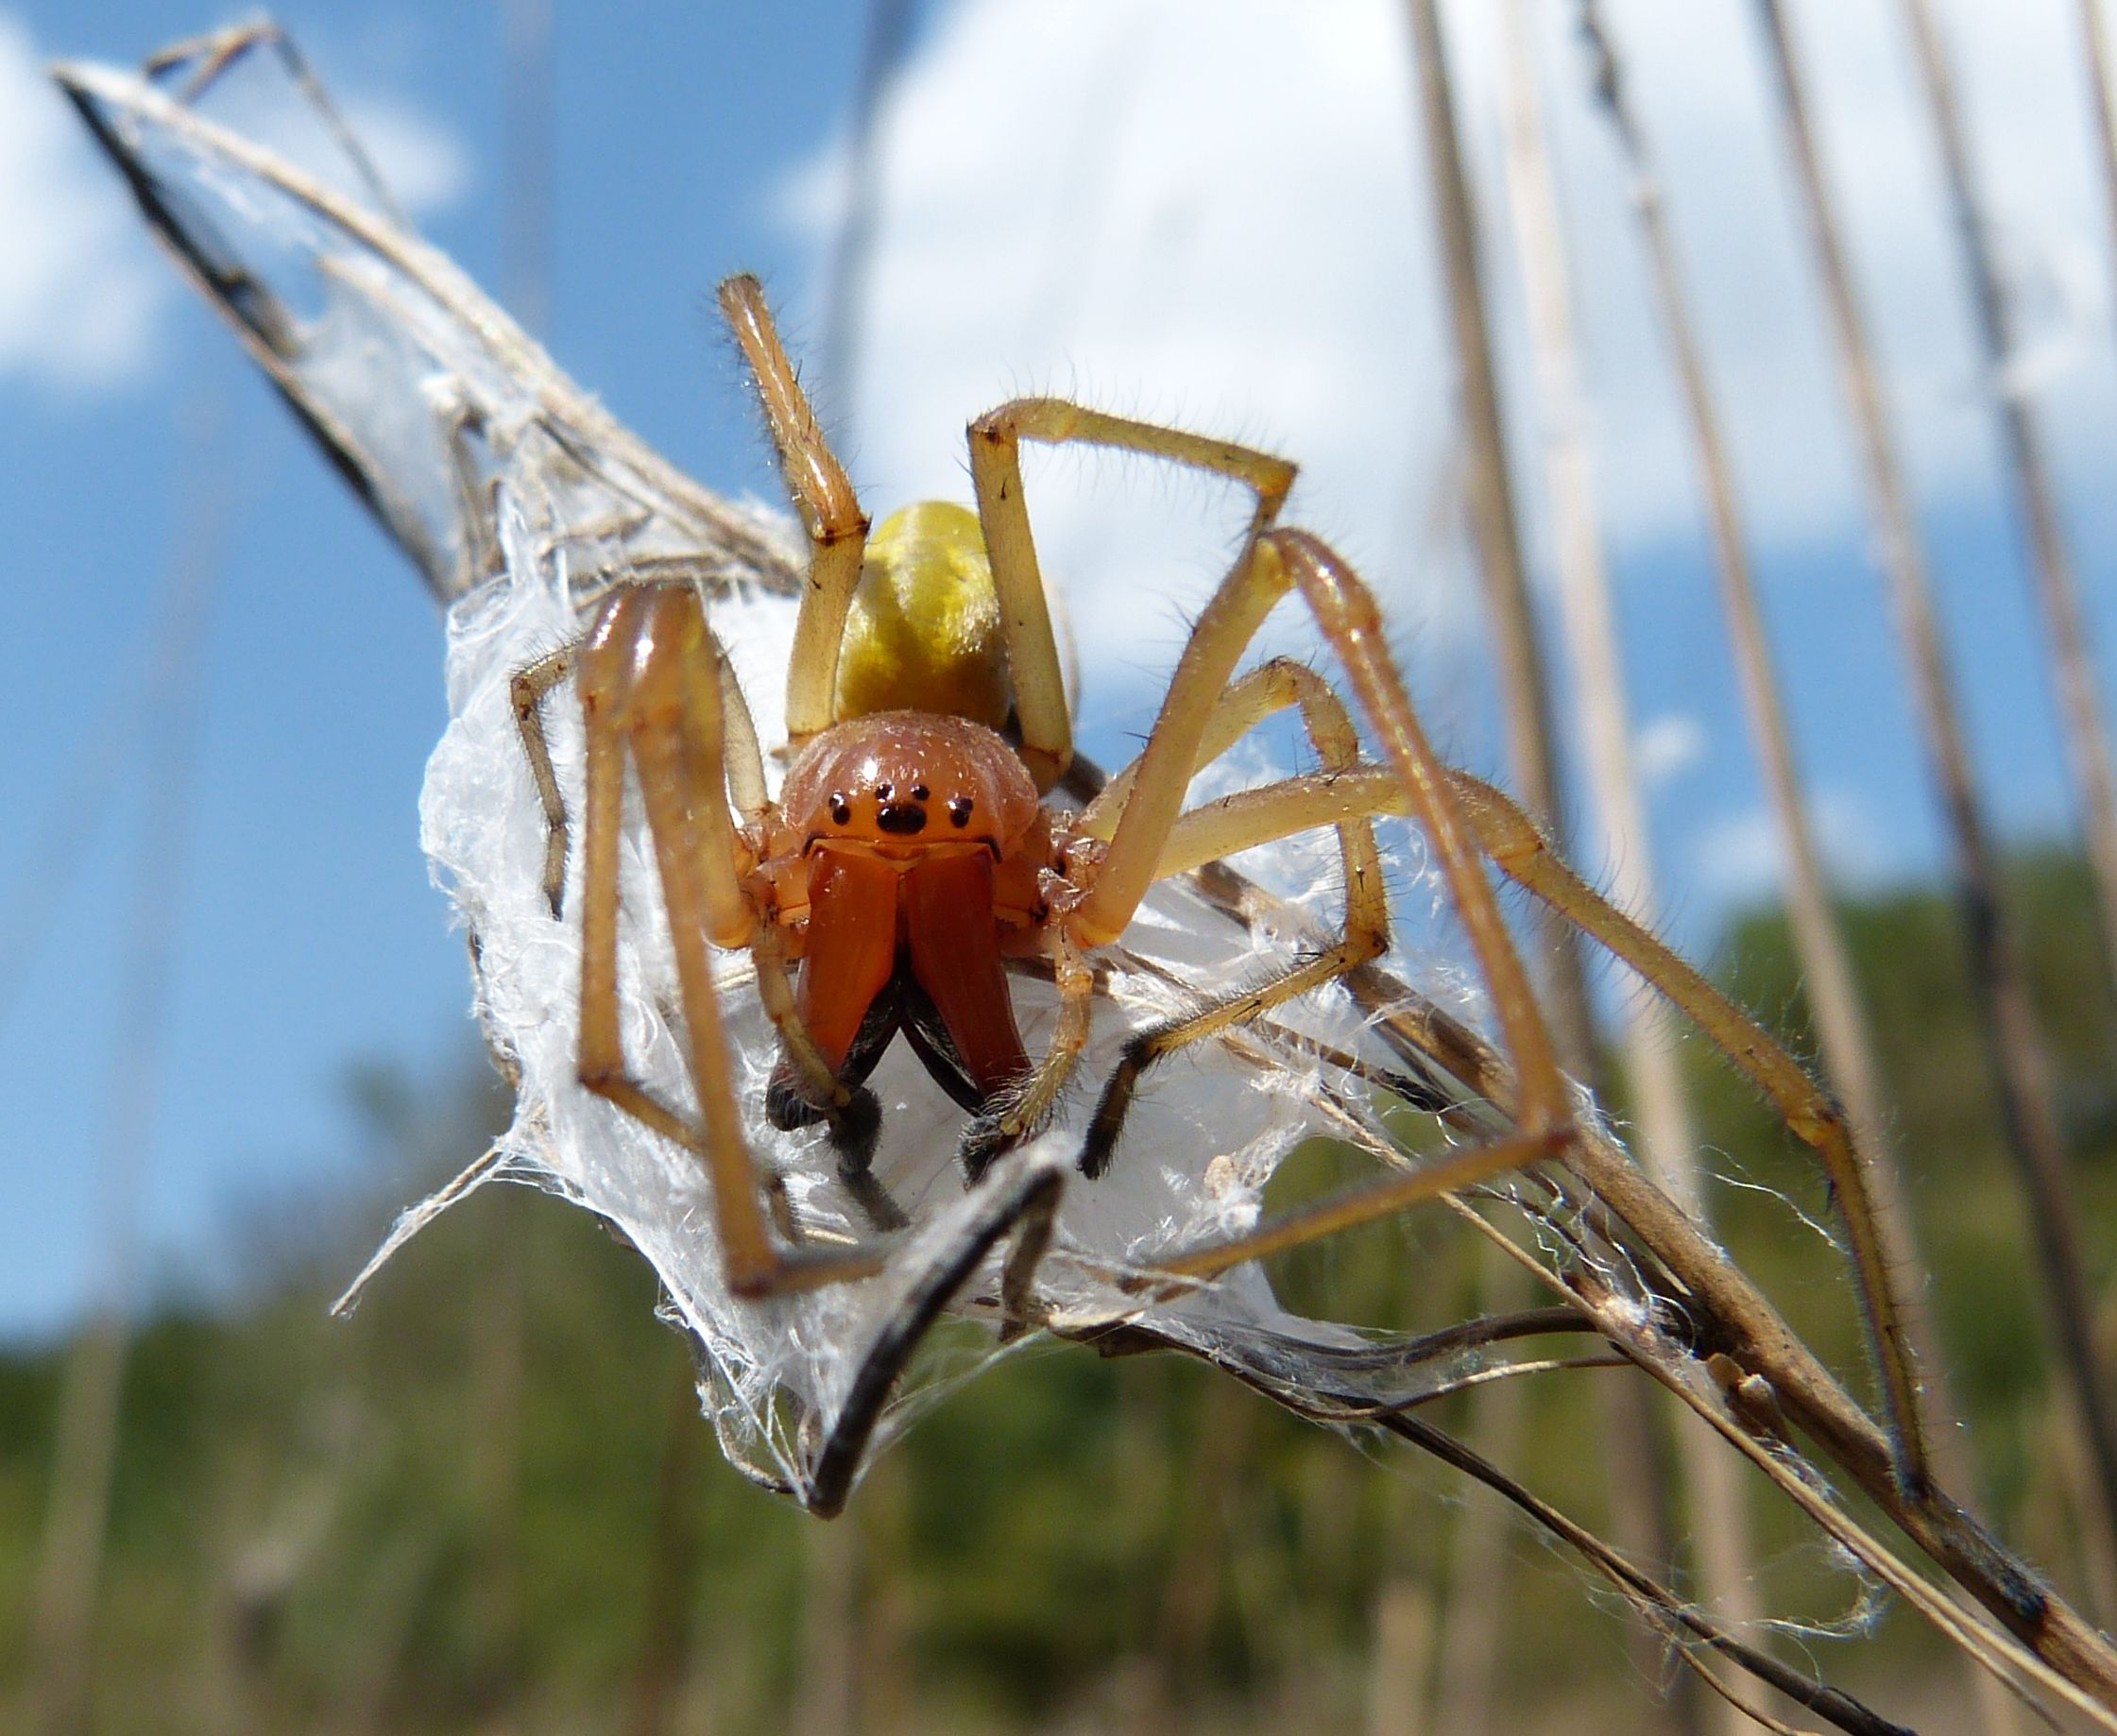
[[829, 792, 851, 825], [876, 780, 895, 802], [911, 783, 930, 802], [948, 796, 974, 829]]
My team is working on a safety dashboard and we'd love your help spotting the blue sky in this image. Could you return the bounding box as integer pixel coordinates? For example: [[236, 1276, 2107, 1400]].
[[4, 0, 2115, 1340]]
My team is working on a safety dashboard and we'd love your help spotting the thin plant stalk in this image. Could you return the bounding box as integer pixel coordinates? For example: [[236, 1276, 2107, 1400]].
[[468, 7, 555, 1716], [1408, 7, 1750, 1724], [1363, 1578, 1433, 1736], [796, 1510, 861, 1736], [1899, 0, 2117, 1005], [1756, 0, 2116, 1642], [1576, 0, 1946, 1490], [818, 0, 917, 409], [500, 0, 552, 338], [2082, 0, 2117, 331], [27, 402, 226, 1736], [623, 1350, 705, 1736], [1427, 1245, 1533, 1736], [1404, 0, 1596, 1080], [1887, 0, 2117, 1552], [2090, 0, 2117, 231], [1494, 14, 1766, 1729], [1496, 4, 1692, 1214]]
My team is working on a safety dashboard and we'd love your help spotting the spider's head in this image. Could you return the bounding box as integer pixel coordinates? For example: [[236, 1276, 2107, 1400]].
[[833, 502, 1014, 733], [781, 710, 1040, 859]]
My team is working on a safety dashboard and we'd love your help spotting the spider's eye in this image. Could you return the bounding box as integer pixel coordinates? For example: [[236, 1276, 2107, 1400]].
[[948, 796, 974, 829], [877, 780, 895, 802], [829, 792, 852, 825], [911, 783, 930, 802]]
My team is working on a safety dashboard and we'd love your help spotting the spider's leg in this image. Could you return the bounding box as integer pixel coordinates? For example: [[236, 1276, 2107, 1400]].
[[966, 399, 1297, 793], [573, 597, 715, 1157], [574, 582, 888, 1296], [1065, 528, 1578, 1280], [1443, 769, 1929, 1490], [1076, 658, 1389, 1178], [1258, 531, 1571, 1128], [1142, 754, 1930, 1486], [717, 275, 870, 745], [751, 922, 885, 1162], [510, 644, 574, 917], [709, 620, 772, 826], [957, 926, 1095, 1182], [515, 589, 759, 924]]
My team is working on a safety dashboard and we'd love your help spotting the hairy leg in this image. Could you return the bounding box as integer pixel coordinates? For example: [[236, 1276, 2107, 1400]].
[[1109, 663, 1924, 1476], [572, 582, 886, 1295], [957, 926, 1095, 1182], [512, 576, 768, 918], [1066, 528, 1576, 1282], [718, 275, 870, 746], [965, 398, 1297, 793], [510, 644, 574, 916], [1077, 659, 1390, 1178]]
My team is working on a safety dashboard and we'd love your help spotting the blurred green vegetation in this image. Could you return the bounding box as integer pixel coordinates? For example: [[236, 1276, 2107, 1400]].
[[4, 846, 2115, 1733]]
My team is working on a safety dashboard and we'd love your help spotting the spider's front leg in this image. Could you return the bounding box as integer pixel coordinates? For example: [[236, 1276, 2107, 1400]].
[[718, 274, 870, 748], [566, 580, 890, 1296], [952, 394, 1573, 1254], [516, 582, 903, 1234], [950, 400, 1310, 1168]]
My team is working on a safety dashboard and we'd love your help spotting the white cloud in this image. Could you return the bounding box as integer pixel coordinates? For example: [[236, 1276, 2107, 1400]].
[[0, 13, 469, 395], [777, 0, 1465, 723], [1635, 711, 1708, 790], [330, 95, 470, 218], [1690, 787, 1895, 907], [0, 12, 162, 387], [776, 0, 2114, 718], [1482, 0, 2116, 552]]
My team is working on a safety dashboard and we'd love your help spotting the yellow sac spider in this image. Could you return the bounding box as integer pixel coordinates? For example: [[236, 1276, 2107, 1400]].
[[504, 273, 1574, 1302], [504, 278, 1920, 1516]]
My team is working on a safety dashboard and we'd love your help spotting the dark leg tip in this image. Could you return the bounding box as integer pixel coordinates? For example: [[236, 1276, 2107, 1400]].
[[830, 1086, 883, 1175], [1078, 1035, 1154, 1182], [837, 1160, 910, 1234], [1076, 1122, 1118, 1181], [766, 1068, 828, 1132], [959, 1115, 1013, 1184]]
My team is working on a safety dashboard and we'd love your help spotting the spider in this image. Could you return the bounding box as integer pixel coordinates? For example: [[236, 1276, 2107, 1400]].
[[506, 276, 1921, 1505]]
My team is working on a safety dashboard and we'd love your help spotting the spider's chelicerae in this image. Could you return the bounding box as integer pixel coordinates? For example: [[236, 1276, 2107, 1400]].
[[509, 278, 1918, 1501]]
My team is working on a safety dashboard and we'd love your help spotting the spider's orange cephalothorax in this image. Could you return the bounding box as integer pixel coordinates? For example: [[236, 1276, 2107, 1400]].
[[764, 710, 1054, 1116], [777, 709, 1042, 861]]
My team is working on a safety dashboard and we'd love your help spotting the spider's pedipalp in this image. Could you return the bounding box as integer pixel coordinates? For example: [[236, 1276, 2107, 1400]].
[[508, 643, 575, 917]]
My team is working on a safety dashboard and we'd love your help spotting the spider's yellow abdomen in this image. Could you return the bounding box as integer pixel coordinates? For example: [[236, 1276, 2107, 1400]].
[[834, 501, 1012, 730]]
